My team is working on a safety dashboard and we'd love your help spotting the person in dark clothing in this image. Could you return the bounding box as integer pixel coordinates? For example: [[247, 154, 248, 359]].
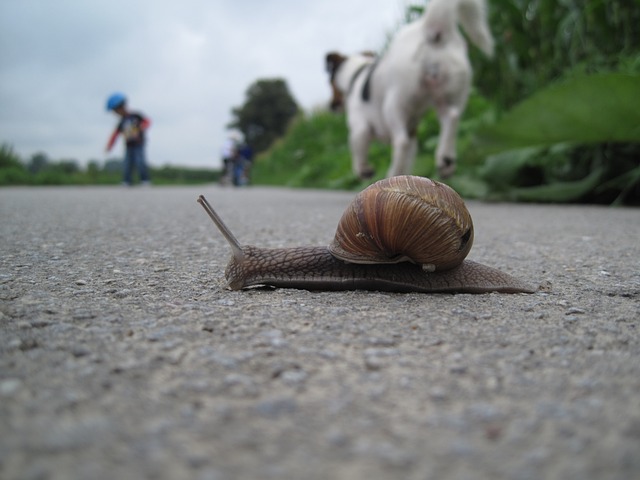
[[235, 143, 254, 186], [105, 93, 151, 186]]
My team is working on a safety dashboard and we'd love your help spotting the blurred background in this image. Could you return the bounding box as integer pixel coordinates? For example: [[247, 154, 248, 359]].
[[1, 0, 638, 204]]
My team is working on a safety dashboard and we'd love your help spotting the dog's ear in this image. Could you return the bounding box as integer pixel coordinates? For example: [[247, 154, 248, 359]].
[[325, 52, 346, 75], [325, 52, 346, 111]]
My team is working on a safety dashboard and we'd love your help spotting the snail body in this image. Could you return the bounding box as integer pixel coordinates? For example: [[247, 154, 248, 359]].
[[198, 176, 534, 294]]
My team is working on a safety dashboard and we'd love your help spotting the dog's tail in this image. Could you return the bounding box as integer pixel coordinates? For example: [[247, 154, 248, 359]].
[[424, 0, 494, 57]]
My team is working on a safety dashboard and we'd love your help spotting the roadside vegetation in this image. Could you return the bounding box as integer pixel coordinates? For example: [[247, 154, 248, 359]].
[[2, 0, 638, 204], [0, 145, 220, 186], [254, 0, 640, 204]]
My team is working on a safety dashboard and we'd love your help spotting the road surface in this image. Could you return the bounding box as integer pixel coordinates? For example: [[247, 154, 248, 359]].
[[1, 185, 639, 479]]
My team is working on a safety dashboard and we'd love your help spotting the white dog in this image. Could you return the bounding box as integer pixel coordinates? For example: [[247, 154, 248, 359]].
[[326, 0, 494, 179]]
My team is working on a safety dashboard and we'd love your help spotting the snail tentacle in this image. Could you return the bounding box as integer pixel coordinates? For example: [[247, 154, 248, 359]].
[[197, 195, 244, 263]]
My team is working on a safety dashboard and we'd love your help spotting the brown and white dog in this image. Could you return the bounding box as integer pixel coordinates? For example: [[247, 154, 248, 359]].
[[326, 0, 494, 179]]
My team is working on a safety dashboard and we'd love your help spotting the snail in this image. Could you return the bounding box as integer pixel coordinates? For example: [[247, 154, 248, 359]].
[[197, 176, 535, 294]]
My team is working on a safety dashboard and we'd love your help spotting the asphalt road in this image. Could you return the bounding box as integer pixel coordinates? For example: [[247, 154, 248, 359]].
[[1, 184, 639, 480]]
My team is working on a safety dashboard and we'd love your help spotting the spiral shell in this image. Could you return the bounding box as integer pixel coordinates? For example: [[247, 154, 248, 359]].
[[328, 176, 474, 271]]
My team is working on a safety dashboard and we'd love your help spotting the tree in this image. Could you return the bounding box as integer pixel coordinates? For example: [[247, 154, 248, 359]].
[[0, 143, 22, 169], [103, 158, 123, 173], [28, 152, 49, 174], [0, 143, 28, 185], [228, 78, 299, 153], [55, 159, 80, 175]]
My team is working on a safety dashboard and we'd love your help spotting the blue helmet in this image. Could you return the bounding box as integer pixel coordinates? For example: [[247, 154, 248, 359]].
[[106, 92, 126, 111]]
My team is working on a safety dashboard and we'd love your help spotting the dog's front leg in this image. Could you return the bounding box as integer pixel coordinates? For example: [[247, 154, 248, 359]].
[[387, 131, 418, 178], [349, 127, 375, 179], [435, 106, 461, 178]]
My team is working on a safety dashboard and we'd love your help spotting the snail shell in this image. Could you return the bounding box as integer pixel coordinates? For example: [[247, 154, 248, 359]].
[[329, 176, 473, 271]]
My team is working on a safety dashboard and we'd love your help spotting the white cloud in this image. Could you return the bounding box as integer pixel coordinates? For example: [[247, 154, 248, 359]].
[[0, 0, 408, 168]]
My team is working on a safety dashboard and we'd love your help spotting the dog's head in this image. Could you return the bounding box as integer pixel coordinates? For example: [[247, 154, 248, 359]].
[[325, 52, 347, 111], [325, 51, 377, 112]]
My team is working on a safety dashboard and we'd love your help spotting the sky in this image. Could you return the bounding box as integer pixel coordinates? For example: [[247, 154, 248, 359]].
[[0, 0, 409, 169]]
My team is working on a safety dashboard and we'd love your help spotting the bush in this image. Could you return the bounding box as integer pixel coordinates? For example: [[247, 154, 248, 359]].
[[0, 167, 29, 186], [0, 144, 24, 170]]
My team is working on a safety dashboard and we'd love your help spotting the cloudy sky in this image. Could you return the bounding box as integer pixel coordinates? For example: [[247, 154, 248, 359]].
[[0, 0, 409, 169]]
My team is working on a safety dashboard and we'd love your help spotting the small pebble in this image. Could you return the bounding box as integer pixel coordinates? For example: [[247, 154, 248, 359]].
[[0, 379, 23, 396], [280, 370, 308, 386], [71, 346, 91, 358], [365, 356, 384, 371], [566, 307, 586, 315], [366, 336, 397, 347], [216, 299, 235, 307], [255, 397, 297, 418]]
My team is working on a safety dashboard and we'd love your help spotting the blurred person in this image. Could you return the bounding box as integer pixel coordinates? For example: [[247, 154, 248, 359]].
[[105, 93, 152, 186], [234, 142, 253, 186], [219, 130, 243, 185]]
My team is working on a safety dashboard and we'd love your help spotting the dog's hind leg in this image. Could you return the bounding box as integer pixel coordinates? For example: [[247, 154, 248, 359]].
[[349, 127, 375, 179], [435, 105, 461, 178]]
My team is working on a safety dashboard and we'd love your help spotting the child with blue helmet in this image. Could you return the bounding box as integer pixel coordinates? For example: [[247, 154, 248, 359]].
[[105, 93, 152, 186]]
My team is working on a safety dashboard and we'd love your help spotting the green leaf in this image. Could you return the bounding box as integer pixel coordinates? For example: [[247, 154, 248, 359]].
[[475, 73, 640, 153], [508, 167, 605, 202]]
